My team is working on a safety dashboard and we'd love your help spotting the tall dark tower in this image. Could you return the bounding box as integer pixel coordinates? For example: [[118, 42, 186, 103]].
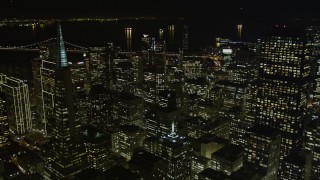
[[256, 27, 315, 159], [49, 25, 86, 179]]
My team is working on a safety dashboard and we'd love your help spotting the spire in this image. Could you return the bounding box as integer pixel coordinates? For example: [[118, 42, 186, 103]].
[[56, 24, 68, 68], [168, 121, 178, 138]]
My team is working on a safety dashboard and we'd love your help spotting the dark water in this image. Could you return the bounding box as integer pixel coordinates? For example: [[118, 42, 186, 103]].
[[0, 19, 187, 80]]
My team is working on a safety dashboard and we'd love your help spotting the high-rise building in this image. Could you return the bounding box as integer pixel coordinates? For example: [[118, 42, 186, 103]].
[[70, 62, 89, 126], [114, 125, 147, 160], [113, 92, 144, 128], [0, 74, 32, 134], [156, 123, 191, 179], [280, 149, 313, 180], [303, 119, 320, 178], [40, 50, 56, 135], [49, 25, 87, 179], [245, 125, 281, 179], [81, 125, 113, 172], [257, 27, 315, 158], [89, 85, 113, 130], [0, 92, 9, 147], [113, 54, 134, 93]]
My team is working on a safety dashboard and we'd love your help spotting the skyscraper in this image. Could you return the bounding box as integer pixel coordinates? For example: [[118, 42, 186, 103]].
[[89, 85, 113, 130], [256, 27, 315, 158], [49, 25, 87, 179], [156, 123, 191, 179], [0, 74, 32, 134]]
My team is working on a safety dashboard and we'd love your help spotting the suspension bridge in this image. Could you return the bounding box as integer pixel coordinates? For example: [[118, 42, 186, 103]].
[[0, 38, 89, 53]]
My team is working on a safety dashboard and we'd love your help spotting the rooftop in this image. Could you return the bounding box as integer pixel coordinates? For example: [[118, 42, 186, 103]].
[[212, 144, 244, 162], [248, 125, 280, 139], [80, 125, 108, 144]]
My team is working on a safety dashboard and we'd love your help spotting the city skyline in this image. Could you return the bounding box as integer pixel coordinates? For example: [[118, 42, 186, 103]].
[[1, 2, 320, 180]]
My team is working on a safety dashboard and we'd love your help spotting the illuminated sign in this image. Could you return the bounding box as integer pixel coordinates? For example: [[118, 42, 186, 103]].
[[222, 49, 233, 54]]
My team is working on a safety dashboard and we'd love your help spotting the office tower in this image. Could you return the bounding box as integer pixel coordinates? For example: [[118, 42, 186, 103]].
[[132, 55, 143, 83], [143, 67, 166, 104], [70, 62, 89, 126], [182, 50, 206, 79], [158, 90, 176, 109], [113, 125, 146, 160], [113, 92, 144, 127], [280, 149, 312, 180], [49, 25, 87, 179], [183, 25, 189, 50], [0, 92, 9, 147], [125, 27, 132, 50], [306, 26, 320, 102], [86, 47, 106, 88], [39, 41, 60, 135], [89, 85, 113, 130], [245, 125, 281, 179], [228, 49, 258, 83], [113, 54, 134, 93], [81, 126, 113, 172], [303, 120, 320, 178], [214, 81, 251, 147], [210, 144, 244, 175], [0, 74, 32, 134], [156, 123, 191, 179], [257, 27, 315, 158], [143, 136, 158, 154]]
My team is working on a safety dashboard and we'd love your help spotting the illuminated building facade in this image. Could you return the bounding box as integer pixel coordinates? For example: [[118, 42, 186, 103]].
[[280, 149, 312, 180], [0, 92, 9, 147], [89, 85, 113, 130], [143, 67, 165, 103], [0, 74, 32, 134], [114, 125, 146, 160], [303, 120, 320, 178], [81, 126, 113, 172], [245, 125, 281, 179], [113, 54, 134, 93], [156, 123, 191, 180], [113, 92, 144, 128], [257, 28, 315, 158], [70, 62, 89, 126], [86, 47, 107, 88], [49, 26, 87, 179]]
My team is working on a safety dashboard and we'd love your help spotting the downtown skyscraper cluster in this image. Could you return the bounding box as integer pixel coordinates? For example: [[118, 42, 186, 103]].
[[0, 22, 320, 180]]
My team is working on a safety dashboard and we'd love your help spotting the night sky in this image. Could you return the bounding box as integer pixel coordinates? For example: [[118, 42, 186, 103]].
[[0, 0, 320, 42]]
